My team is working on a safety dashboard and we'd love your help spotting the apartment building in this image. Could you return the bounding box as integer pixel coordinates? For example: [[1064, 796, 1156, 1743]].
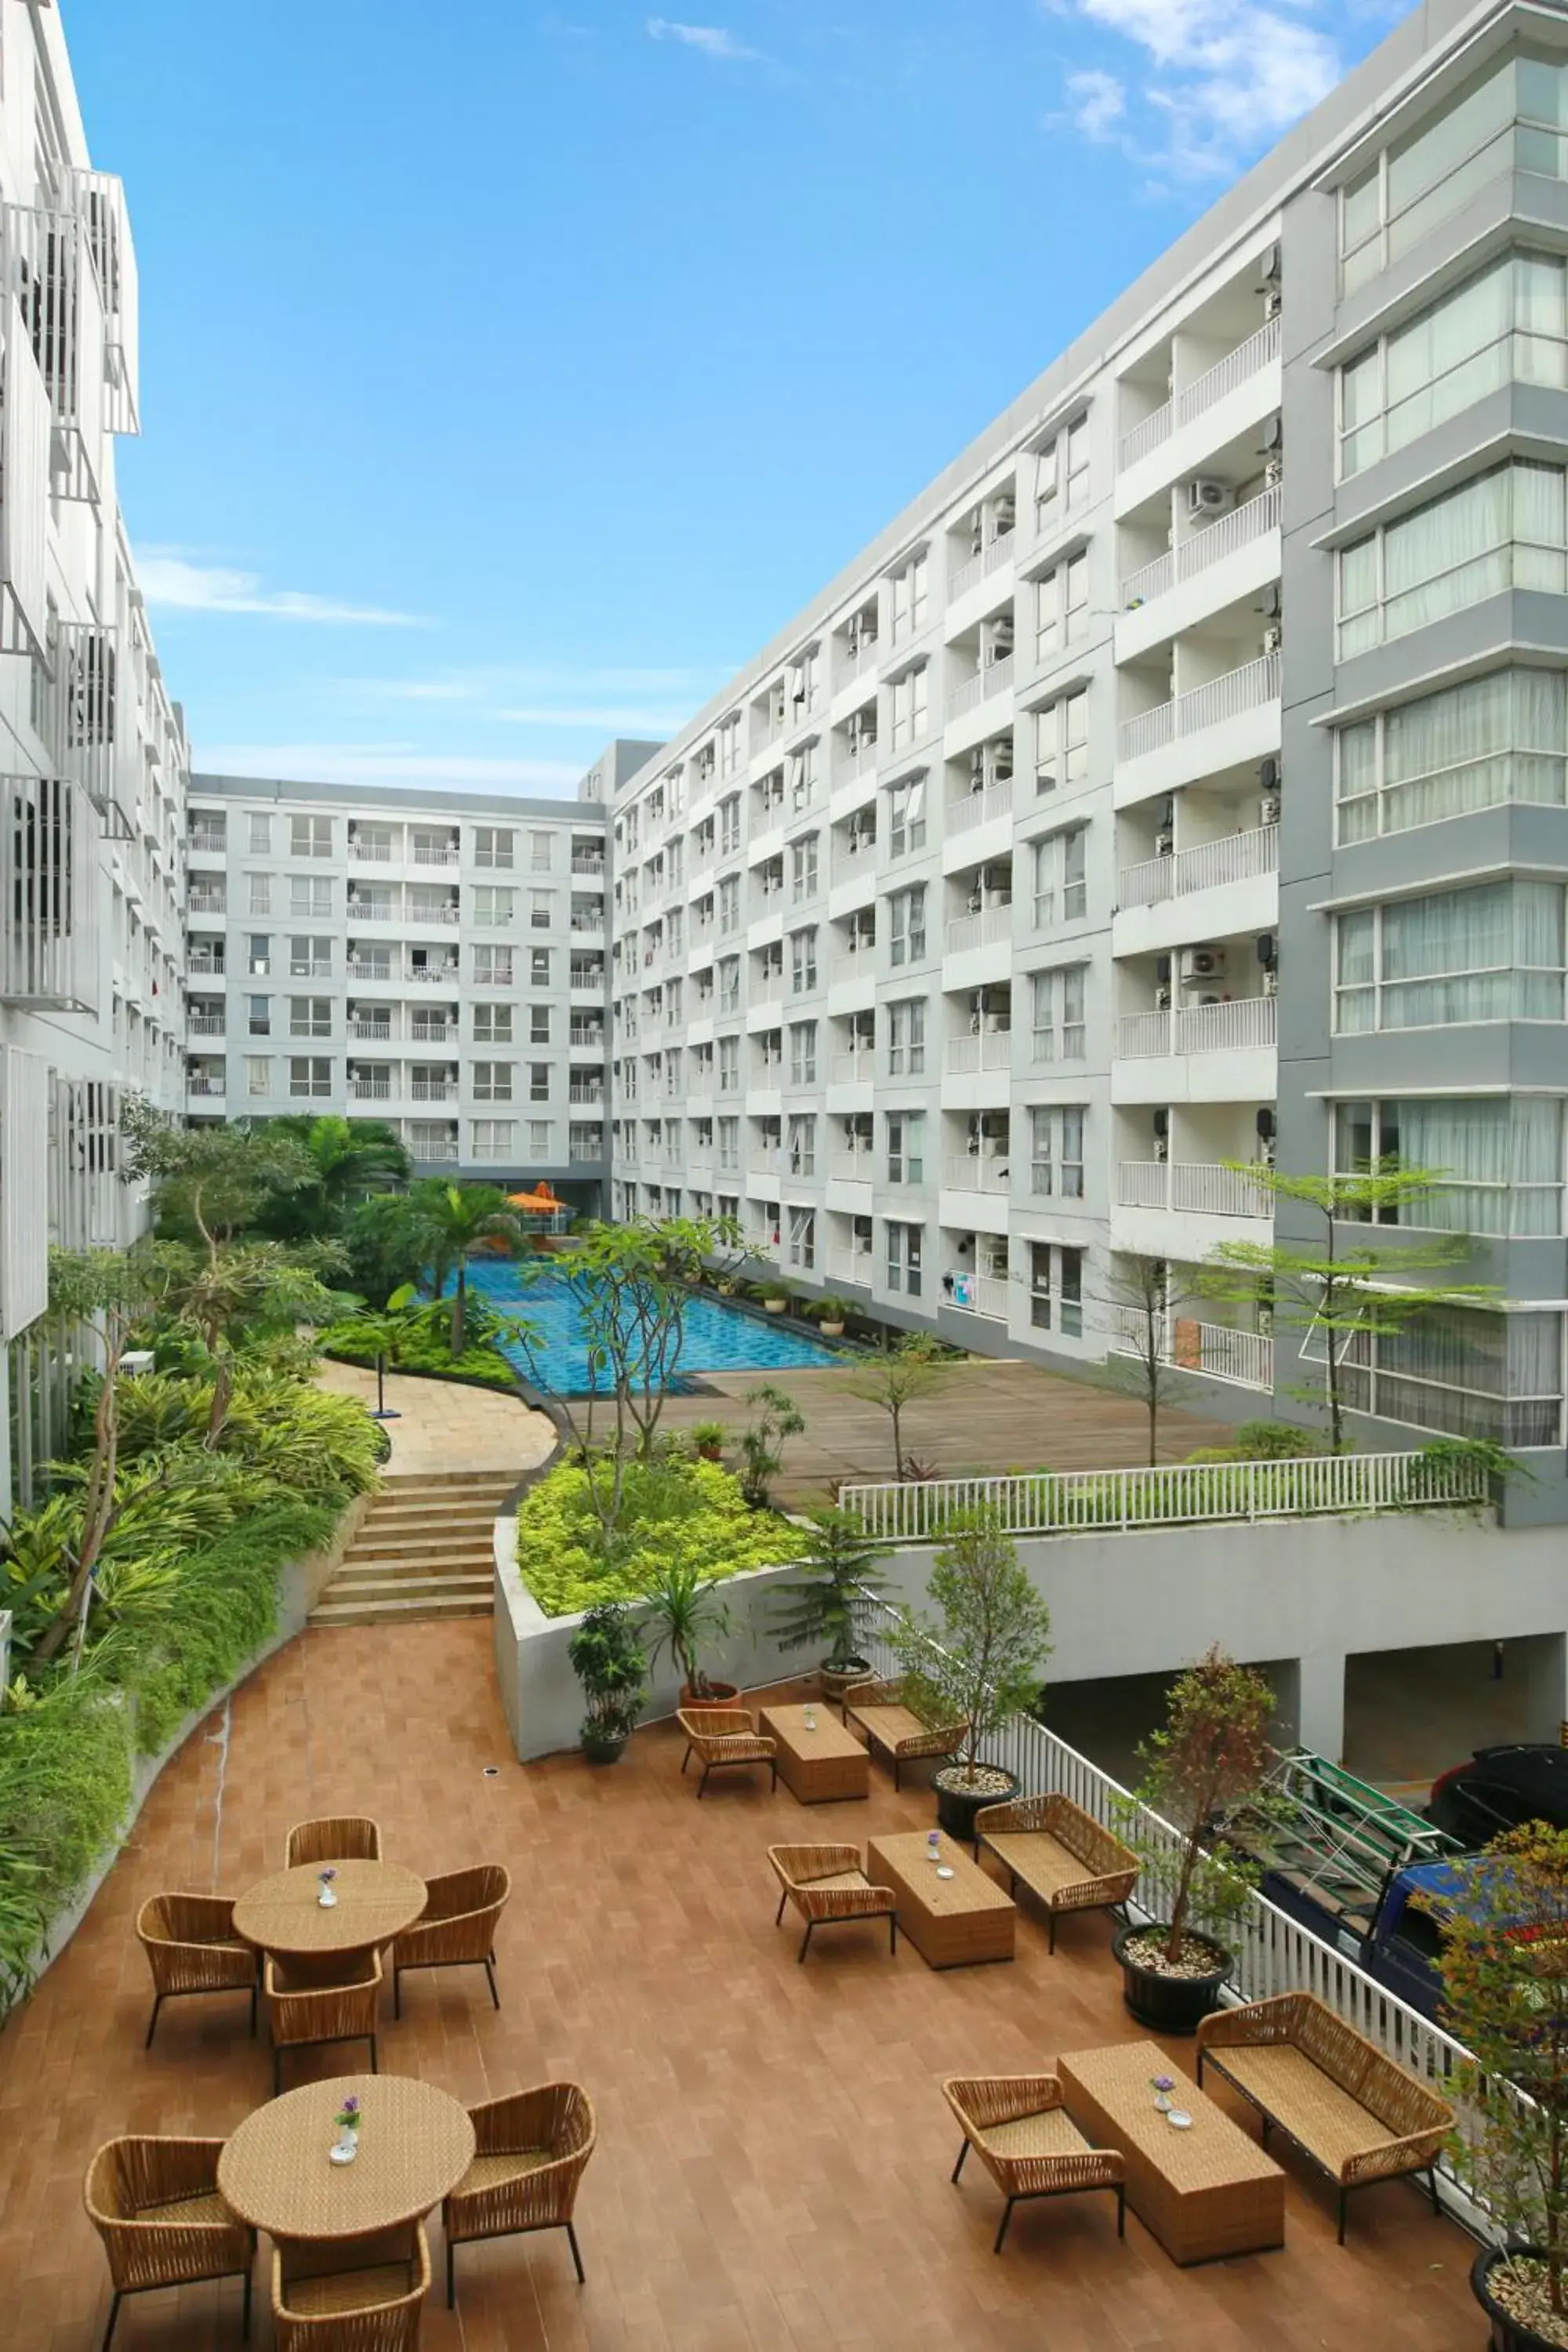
[[183, 756, 647, 1205], [606, 0, 1568, 1512], [0, 8, 190, 1512]]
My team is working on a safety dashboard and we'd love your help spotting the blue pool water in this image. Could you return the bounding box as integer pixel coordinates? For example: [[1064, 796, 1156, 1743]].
[[463, 1261, 842, 1395]]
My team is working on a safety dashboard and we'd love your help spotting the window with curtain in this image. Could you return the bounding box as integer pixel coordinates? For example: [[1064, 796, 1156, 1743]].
[[1340, 252, 1568, 477], [1338, 1301, 1563, 1443], [1338, 462, 1568, 659], [1336, 666, 1568, 840], [1334, 1094, 1564, 1234], [1335, 881, 1566, 1030]]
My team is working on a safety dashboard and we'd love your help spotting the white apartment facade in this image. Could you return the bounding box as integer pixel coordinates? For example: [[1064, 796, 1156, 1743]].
[[182, 758, 641, 1203], [0, 6, 189, 1512], [608, 0, 1568, 1519]]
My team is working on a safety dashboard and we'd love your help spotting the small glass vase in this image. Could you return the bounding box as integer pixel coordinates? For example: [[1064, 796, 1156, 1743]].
[[1153, 2092, 1173, 2114], [329, 2127, 359, 2166]]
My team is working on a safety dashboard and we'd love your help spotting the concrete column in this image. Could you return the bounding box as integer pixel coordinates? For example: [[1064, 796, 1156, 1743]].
[[0, 1344, 12, 1526], [1283, 1650, 1346, 1762], [1524, 1632, 1568, 1748]]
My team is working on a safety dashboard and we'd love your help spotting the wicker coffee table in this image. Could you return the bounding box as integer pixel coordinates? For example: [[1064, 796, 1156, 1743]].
[[233, 1860, 426, 1969], [218, 2074, 475, 2243], [1058, 2040, 1284, 2265], [866, 1831, 1015, 1968], [760, 1705, 870, 1803]]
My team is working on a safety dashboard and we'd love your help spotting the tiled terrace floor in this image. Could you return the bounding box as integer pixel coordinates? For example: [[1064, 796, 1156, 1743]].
[[314, 1359, 556, 1478], [0, 1621, 1479, 2351]]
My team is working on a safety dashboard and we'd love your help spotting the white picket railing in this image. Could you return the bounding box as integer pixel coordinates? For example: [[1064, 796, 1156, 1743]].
[[1171, 1160, 1273, 1218], [841, 1446, 1487, 1542], [826, 1249, 873, 1287], [829, 1048, 875, 1084], [1120, 484, 1282, 610], [946, 1030, 1012, 1074], [1118, 654, 1280, 765], [949, 654, 1014, 719], [944, 904, 1013, 956], [942, 1154, 1010, 1194], [1119, 820, 1279, 909], [1116, 1008, 1172, 1058], [1116, 317, 1281, 472], [1108, 1304, 1274, 1392], [1116, 996, 1277, 1058], [946, 781, 1011, 834]]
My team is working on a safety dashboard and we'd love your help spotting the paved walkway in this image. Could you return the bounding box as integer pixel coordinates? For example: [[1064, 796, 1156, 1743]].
[[314, 1359, 557, 1478]]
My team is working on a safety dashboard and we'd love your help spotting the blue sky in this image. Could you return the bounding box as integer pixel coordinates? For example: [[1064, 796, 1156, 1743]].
[[65, 0, 1396, 797]]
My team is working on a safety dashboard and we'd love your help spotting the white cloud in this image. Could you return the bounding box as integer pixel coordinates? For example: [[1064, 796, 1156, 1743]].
[[194, 743, 585, 794], [329, 660, 720, 735], [138, 552, 424, 627], [646, 18, 765, 61], [1052, 0, 1339, 176]]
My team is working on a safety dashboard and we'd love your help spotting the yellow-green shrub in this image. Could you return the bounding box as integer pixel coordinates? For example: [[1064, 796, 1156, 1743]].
[[516, 1455, 800, 1617]]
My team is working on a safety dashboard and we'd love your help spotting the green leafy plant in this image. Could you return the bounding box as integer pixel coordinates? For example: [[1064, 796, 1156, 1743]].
[[770, 1508, 891, 1670], [1185, 1419, 1329, 1464], [892, 1510, 1051, 1790], [637, 1559, 735, 1697], [809, 1296, 851, 1327], [687, 1421, 728, 1462], [406, 1181, 525, 1355], [567, 1602, 649, 1755], [251, 1115, 412, 1240], [737, 1383, 805, 1508], [514, 1455, 797, 1617], [845, 1333, 952, 1481], [1123, 1646, 1276, 1969]]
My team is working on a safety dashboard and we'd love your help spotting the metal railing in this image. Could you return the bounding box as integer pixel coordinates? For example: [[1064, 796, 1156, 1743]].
[[186, 1014, 224, 1036], [946, 1271, 1010, 1320], [1119, 819, 1279, 909], [949, 654, 1014, 720], [1117, 1160, 1273, 1218], [1117, 995, 1277, 1058], [350, 1077, 390, 1100], [946, 780, 1011, 834], [187, 829, 226, 855], [1119, 653, 1280, 765], [944, 904, 1013, 956], [946, 1030, 1012, 1074], [1118, 317, 1281, 470], [348, 842, 394, 863], [347, 901, 394, 922], [1109, 1305, 1274, 1392], [942, 1153, 1010, 1194], [829, 1048, 875, 1084], [1120, 485, 1281, 611]]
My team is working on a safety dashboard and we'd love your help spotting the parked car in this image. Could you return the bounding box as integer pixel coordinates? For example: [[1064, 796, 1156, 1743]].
[[1425, 1744, 1568, 1845], [1258, 1854, 1526, 2023]]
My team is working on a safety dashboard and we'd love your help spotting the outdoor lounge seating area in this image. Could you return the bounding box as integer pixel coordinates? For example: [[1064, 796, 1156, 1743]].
[[2, 1619, 1486, 2350]]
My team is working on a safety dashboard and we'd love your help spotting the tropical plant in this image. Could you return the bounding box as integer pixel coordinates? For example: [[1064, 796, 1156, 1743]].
[[810, 1296, 851, 1327], [845, 1332, 951, 1481], [408, 1180, 524, 1354], [252, 1115, 411, 1238], [567, 1602, 648, 1755], [770, 1508, 891, 1670], [154, 1238, 345, 1439], [637, 1559, 734, 1697], [893, 1511, 1051, 1790], [514, 1455, 798, 1617], [736, 1383, 805, 1508], [1125, 1646, 1276, 1969], [339, 1191, 445, 1309], [121, 1100, 315, 1253], [687, 1420, 728, 1462]]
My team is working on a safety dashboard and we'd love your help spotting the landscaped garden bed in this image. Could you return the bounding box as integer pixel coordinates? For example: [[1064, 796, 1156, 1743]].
[[515, 1454, 800, 1617]]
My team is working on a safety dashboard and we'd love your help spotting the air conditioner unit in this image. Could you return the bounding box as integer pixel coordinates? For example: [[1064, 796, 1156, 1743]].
[[1187, 477, 1234, 517], [1179, 946, 1226, 982], [1259, 584, 1282, 621], [1261, 625, 1283, 655]]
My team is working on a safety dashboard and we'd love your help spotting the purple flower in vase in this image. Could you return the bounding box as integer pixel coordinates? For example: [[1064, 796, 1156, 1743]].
[[319, 1867, 337, 1884], [1151, 2074, 1174, 2092]]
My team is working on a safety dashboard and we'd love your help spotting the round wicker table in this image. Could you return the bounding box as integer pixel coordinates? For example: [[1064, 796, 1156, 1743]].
[[217, 2074, 476, 2241], [233, 1860, 426, 1962]]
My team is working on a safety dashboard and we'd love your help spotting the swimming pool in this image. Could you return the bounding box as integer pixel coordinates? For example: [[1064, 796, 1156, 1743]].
[[464, 1261, 842, 1395]]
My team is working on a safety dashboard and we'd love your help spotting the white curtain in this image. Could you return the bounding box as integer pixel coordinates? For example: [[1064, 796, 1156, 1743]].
[[1381, 463, 1515, 640], [1384, 256, 1513, 456], [1390, 1096, 1563, 1233], [1374, 666, 1567, 831], [1379, 880, 1514, 1025]]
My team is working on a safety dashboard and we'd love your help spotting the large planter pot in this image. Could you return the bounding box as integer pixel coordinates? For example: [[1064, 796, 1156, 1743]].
[[763, 1298, 787, 1315], [933, 1764, 1021, 1846], [818, 1320, 846, 1338], [1472, 2249, 1568, 2352], [580, 1728, 629, 1766], [820, 1657, 870, 1710], [680, 1679, 739, 1709], [1112, 1921, 1232, 2034]]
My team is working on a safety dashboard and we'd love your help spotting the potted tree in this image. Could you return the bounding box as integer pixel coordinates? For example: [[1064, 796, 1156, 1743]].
[[638, 1559, 737, 1705], [1439, 1824, 1568, 2352], [1112, 1646, 1274, 2034], [567, 1602, 648, 1765], [893, 1511, 1052, 1845], [811, 1296, 851, 1339], [770, 1507, 892, 1704]]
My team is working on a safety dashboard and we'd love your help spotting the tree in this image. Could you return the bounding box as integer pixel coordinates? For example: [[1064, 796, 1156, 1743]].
[[1205, 1159, 1495, 1454], [637, 1559, 733, 1698], [844, 1333, 951, 1480], [1131, 1646, 1276, 1969], [407, 1181, 524, 1355], [1430, 1823, 1568, 2329], [771, 1508, 892, 1671], [894, 1511, 1051, 1789], [736, 1384, 805, 1508], [121, 1102, 314, 1258], [567, 1602, 648, 1757], [154, 1239, 346, 1442], [340, 1192, 444, 1310], [1094, 1254, 1202, 1468], [253, 1116, 411, 1239]]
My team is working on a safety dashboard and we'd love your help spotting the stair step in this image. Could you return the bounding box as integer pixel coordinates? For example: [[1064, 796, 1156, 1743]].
[[310, 1592, 494, 1626], [339, 1555, 493, 1582], [358, 1509, 500, 1534], [345, 1528, 496, 1555], [321, 1571, 492, 1601], [376, 1473, 517, 1494]]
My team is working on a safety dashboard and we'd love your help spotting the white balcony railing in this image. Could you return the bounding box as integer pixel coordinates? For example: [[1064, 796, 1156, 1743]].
[[1117, 994, 1277, 1058], [350, 1078, 391, 1100], [408, 1138, 459, 1162], [1120, 485, 1281, 610], [408, 1027, 455, 1047], [826, 1249, 873, 1287], [829, 1048, 875, 1084], [347, 902, 394, 923], [1109, 1304, 1274, 1392], [410, 1082, 459, 1103], [406, 964, 461, 985], [947, 1271, 1011, 1320], [1119, 652, 1280, 766], [408, 903, 459, 924], [187, 1014, 224, 1037], [1118, 819, 1279, 909], [1117, 1160, 1272, 1216], [348, 842, 394, 863], [948, 654, 1014, 720], [186, 1075, 225, 1098], [948, 532, 1016, 601], [944, 903, 1013, 956], [187, 955, 224, 976], [568, 1084, 604, 1105], [1116, 1009, 1172, 1059], [829, 949, 876, 985], [350, 1020, 392, 1040], [1117, 316, 1282, 471], [187, 890, 225, 916], [411, 845, 459, 867], [946, 1029, 1012, 1073], [943, 1154, 1011, 1194], [830, 1151, 874, 1182], [947, 781, 1012, 837], [187, 830, 226, 855]]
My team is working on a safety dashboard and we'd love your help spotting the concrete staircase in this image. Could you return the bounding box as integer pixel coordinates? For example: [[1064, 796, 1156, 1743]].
[[309, 1471, 514, 1628]]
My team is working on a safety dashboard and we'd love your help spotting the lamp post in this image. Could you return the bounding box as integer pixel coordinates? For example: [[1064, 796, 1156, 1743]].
[[372, 1350, 400, 1421]]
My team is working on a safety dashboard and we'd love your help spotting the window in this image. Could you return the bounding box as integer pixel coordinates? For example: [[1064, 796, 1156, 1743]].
[[249, 873, 273, 916], [719, 876, 740, 934], [886, 1218, 924, 1296], [473, 1119, 516, 1158], [474, 1004, 513, 1044], [789, 1022, 818, 1086], [289, 1057, 331, 1099], [886, 773, 927, 857], [528, 830, 553, 873], [788, 739, 819, 812], [289, 996, 332, 1040], [890, 550, 928, 642], [530, 891, 554, 930], [473, 886, 514, 926], [528, 1119, 552, 1155], [1340, 1301, 1563, 1444], [719, 793, 742, 854], [1032, 826, 1087, 925], [1338, 460, 1568, 659], [1030, 1105, 1086, 1197], [289, 935, 332, 978], [289, 815, 332, 858], [790, 927, 818, 993], [886, 1111, 925, 1185], [718, 1036, 740, 1094], [887, 884, 927, 966], [790, 834, 819, 902], [1035, 691, 1089, 794], [531, 948, 551, 985], [530, 1004, 551, 1044], [1032, 964, 1087, 1061], [1035, 416, 1089, 528], [246, 934, 271, 976], [473, 1061, 514, 1102], [288, 875, 331, 920], [889, 662, 929, 751], [1029, 1242, 1086, 1335], [248, 812, 271, 855], [1334, 1096, 1563, 1235], [1336, 666, 1568, 840], [886, 996, 926, 1076], [718, 1116, 739, 1171], [474, 826, 514, 869], [788, 1114, 816, 1177], [1336, 882, 1566, 1031], [786, 1204, 816, 1270], [530, 1062, 550, 1104], [474, 946, 514, 985], [245, 1055, 271, 1098], [1036, 551, 1088, 661], [247, 994, 270, 1036]]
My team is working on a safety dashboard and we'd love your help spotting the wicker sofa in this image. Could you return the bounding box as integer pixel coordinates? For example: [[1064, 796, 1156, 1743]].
[[973, 1795, 1139, 1953], [1195, 1991, 1454, 2242], [840, 1678, 967, 1791]]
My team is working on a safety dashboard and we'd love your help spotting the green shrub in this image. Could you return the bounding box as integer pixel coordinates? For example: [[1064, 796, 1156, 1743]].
[[515, 1455, 800, 1617], [317, 1319, 518, 1391], [1184, 1419, 1323, 1465]]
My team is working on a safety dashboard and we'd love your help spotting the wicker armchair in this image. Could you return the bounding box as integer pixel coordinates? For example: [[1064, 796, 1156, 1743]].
[[675, 1706, 778, 1798], [391, 1864, 510, 2017], [265, 1951, 382, 2096], [135, 1892, 259, 2048], [285, 1816, 383, 1869], [85, 2135, 255, 2351], [841, 1678, 967, 1791], [768, 1845, 898, 1962], [974, 1794, 1139, 1952], [442, 2082, 596, 2308], [942, 2077, 1125, 2255], [1195, 1991, 1454, 2241], [272, 2221, 430, 2351]]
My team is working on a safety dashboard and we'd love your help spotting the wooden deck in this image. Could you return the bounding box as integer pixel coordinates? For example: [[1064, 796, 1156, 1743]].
[[658, 1355, 1237, 1507], [0, 1619, 1481, 2351]]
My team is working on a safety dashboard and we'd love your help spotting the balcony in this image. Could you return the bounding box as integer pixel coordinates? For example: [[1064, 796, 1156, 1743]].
[[944, 905, 1012, 956], [569, 1023, 604, 1048], [829, 949, 877, 987], [406, 964, 462, 985], [946, 781, 1011, 837], [942, 1155, 1011, 1195], [1118, 654, 1279, 767], [187, 890, 226, 916], [348, 842, 394, 864], [350, 1078, 392, 1101], [187, 829, 226, 855], [946, 1271, 1010, 1321], [572, 851, 605, 877], [409, 1025, 455, 1047], [1109, 1304, 1274, 1392], [1118, 316, 1281, 471], [1118, 822, 1278, 915], [829, 1048, 875, 1085], [946, 1030, 1012, 1074], [826, 1248, 873, 1287], [186, 1075, 225, 1098], [408, 1138, 459, 1163], [187, 1014, 225, 1037], [568, 1083, 604, 1105], [1120, 485, 1281, 612], [568, 1138, 602, 1163], [949, 655, 1014, 721], [948, 533, 1015, 602], [187, 954, 225, 976], [347, 901, 394, 924], [1117, 1160, 1272, 1217], [829, 1151, 874, 1184], [410, 846, 459, 868], [1116, 996, 1277, 1058], [407, 902, 459, 925]]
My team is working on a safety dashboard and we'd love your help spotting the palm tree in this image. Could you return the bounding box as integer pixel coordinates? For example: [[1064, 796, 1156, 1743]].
[[408, 1181, 524, 1354], [259, 1116, 411, 1239]]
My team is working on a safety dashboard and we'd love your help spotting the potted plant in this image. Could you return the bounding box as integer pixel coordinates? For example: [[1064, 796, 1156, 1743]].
[[811, 1296, 851, 1339], [638, 1559, 737, 1705], [761, 1281, 790, 1315], [770, 1507, 892, 1702], [1112, 1646, 1274, 2034], [1437, 1824, 1568, 2352], [687, 1420, 728, 1464], [567, 1602, 648, 1765], [892, 1511, 1051, 1844]]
